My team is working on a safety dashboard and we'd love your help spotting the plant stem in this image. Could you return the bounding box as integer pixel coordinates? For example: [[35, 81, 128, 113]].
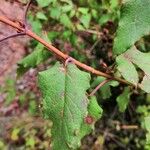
[[0, 32, 26, 42], [89, 79, 111, 96], [0, 15, 133, 86]]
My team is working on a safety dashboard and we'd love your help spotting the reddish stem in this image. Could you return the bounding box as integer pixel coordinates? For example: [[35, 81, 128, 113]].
[[0, 15, 133, 86], [89, 79, 111, 96]]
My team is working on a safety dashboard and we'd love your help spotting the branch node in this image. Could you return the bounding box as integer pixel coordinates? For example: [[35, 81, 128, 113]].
[[65, 57, 74, 66]]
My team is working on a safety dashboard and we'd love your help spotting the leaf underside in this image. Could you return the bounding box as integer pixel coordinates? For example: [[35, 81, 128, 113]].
[[116, 53, 138, 85], [116, 46, 150, 93]]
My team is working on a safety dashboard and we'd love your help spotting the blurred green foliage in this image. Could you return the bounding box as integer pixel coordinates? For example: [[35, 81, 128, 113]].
[[1, 0, 150, 149], [0, 114, 52, 150]]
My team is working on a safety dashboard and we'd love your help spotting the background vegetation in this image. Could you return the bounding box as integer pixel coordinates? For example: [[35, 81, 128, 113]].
[[0, 0, 150, 149]]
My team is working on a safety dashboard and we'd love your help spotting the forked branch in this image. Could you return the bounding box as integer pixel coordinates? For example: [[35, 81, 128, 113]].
[[0, 15, 133, 86]]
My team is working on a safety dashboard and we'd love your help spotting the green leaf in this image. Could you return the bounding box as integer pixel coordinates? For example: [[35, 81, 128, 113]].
[[5, 79, 16, 105], [36, 0, 53, 7], [124, 48, 150, 76], [61, 1, 73, 13], [78, 7, 89, 14], [146, 133, 150, 146], [99, 14, 111, 26], [116, 87, 131, 112], [116, 46, 150, 93], [36, 12, 48, 20], [113, 0, 150, 54], [26, 136, 35, 148], [60, 14, 73, 29], [11, 128, 20, 141], [69, 9, 76, 18], [28, 16, 42, 34], [28, 100, 37, 116], [88, 96, 103, 120], [144, 116, 150, 145], [38, 62, 92, 150], [110, 0, 119, 9], [91, 77, 119, 99], [80, 96, 103, 138], [116, 54, 139, 85], [144, 116, 150, 132], [76, 24, 85, 30], [91, 9, 98, 19], [50, 7, 61, 19], [80, 14, 91, 29], [48, 31, 59, 42], [17, 43, 51, 76], [140, 75, 150, 94]]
